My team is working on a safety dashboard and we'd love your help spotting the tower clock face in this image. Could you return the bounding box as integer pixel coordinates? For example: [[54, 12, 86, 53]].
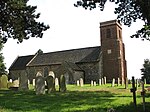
[[107, 49, 111, 54]]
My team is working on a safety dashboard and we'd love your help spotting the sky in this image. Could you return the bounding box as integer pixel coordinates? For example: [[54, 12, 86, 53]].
[[2, 0, 150, 79]]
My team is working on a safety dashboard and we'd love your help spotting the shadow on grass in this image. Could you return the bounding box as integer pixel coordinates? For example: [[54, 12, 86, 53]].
[[0, 90, 115, 112], [0, 89, 149, 112]]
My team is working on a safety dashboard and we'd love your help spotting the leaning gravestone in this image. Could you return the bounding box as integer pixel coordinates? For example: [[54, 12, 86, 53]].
[[59, 75, 66, 92], [46, 76, 56, 93], [19, 71, 29, 91], [35, 76, 45, 95], [0, 75, 8, 89]]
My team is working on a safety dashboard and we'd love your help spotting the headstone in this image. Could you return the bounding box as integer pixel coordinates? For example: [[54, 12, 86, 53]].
[[99, 79, 101, 86], [112, 78, 115, 87], [91, 80, 93, 86], [0, 75, 8, 88], [46, 76, 56, 93], [33, 79, 35, 86], [80, 78, 84, 87], [55, 78, 59, 86], [28, 80, 30, 84], [94, 81, 96, 86], [104, 77, 107, 85], [19, 71, 29, 91], [130, 76, 137, 111], [12, 80, 19, 87], [77, 80, 80, 86], [9, 79, 12, 83], [35, 76, 45, 95], [117, 78, 120, 86], [36, 71, 42, 77], [59, 75, 66, 92]]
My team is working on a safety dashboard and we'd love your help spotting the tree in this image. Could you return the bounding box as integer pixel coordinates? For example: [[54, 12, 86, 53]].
[[141, 59, 150, 84], [74, 0, 150, 40], [0, 0, 49, 43], [0, 43, 6, 75]]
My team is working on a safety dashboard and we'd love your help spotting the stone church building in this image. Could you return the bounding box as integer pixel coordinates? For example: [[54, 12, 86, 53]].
[[9, 20, 127, 84]]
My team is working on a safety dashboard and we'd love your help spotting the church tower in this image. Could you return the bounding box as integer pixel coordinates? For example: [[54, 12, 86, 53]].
[[100, 20, 127, 83]]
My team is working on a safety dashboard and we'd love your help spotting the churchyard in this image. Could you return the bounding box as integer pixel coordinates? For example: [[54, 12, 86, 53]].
[[0, 75, 150, 112]]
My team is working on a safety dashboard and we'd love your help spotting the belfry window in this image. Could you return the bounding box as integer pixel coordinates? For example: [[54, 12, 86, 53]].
[[106, 28, 111, 38]]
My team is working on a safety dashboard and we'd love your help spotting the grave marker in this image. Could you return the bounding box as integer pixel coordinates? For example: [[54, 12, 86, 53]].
[[59, 75, 66, 92], [112, 78, 115, 87], [99, 79, 101, 86], [19, 71, 29, 91], [46, 76, 56, 93], [104, 77, 106, 84], [35, 76, 45, 95], [91, 80, 93, 86], [0, 75, 8, 89], [130, 76, 137, 111], [77, 80, 80, 86], [80, 78, 84, 87]]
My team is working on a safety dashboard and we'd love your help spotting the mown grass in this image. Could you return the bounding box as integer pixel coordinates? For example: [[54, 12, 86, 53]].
[[0, 84, 150, 112]]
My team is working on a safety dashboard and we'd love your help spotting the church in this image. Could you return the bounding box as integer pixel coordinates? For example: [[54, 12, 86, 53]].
[[9, 20, 127, 84]]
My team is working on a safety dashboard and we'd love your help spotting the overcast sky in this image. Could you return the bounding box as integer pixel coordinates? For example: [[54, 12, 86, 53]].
[[2, 0, 150, 79]]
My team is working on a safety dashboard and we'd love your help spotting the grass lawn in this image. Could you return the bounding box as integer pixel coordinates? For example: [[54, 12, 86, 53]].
[[0, 84, 150, 112]]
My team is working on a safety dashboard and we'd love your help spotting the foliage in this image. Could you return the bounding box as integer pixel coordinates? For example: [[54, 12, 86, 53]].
[[74, 0, 150, 41], [0, 43, 6, 75], [141, 59, 150, 84], [0, 0, 49, 43], [0, 84, 150, 112]]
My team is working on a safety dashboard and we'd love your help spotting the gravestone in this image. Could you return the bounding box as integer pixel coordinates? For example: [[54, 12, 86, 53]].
[[94, 81, 96, 86], [35, 76, 45, 95], [91, 80, 93, 86], [80, 78, 84, 87], [28, 80, 30, 84], [55, 78, 59, 86], [36, 71, 42, 77], [112, 78, 115, 87], [9, 79, 12, 83], [19, 71, 29, 91], [33, 79, 35, 86], [46, 76, 56, 93], [13, 80, 19, 87], [77, 80, 80, 86], [59, 75, 66, 92], [99, 79, 101, 86], [117, 78, 120, 86], [0, 75, 8, 89], [104, 77, 106, 84]]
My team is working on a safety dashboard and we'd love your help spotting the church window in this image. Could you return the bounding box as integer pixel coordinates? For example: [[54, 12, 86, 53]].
[[107, 49, 112, 54], [106, 28, 111, 38]]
